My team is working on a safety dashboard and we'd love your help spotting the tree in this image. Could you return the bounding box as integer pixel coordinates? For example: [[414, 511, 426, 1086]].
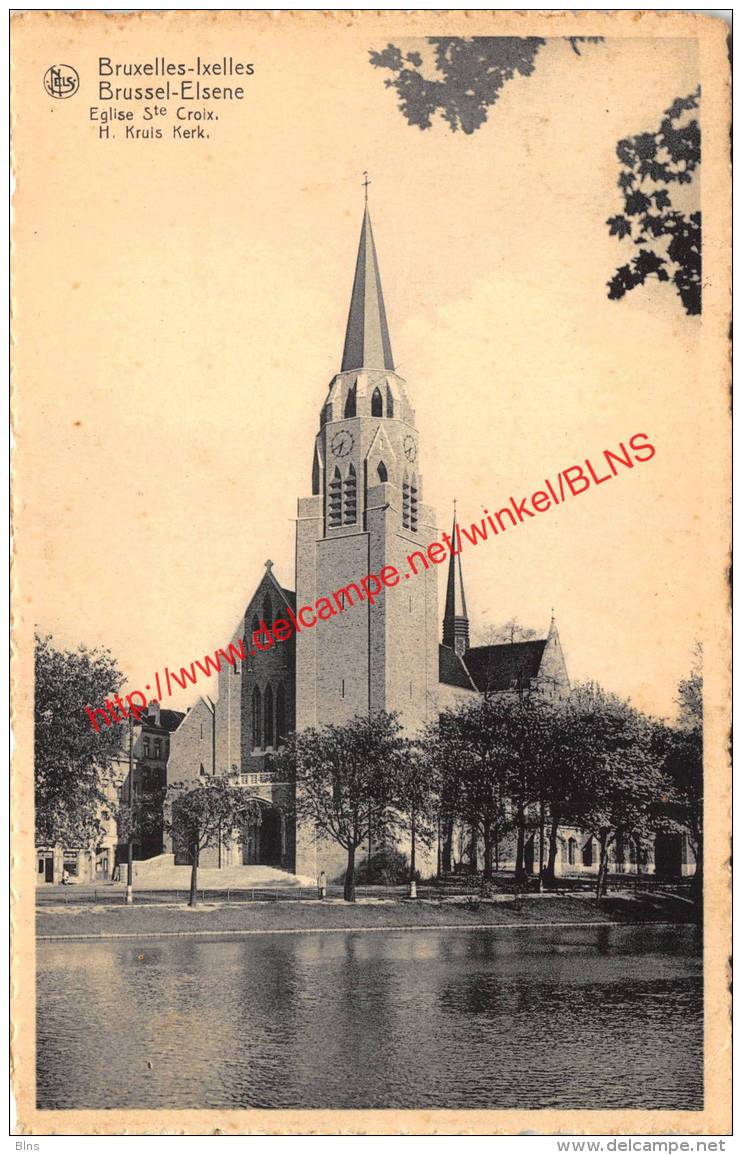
[[394, 739, 437, 891], [607, 88, 701, 315], [434, 697, 521, 882], [565, 685, 670, 902], [282, 712, 407, 902], [166, 777, 261, 906], [663, 647, 703, 902], [35, 633, 125, 848], [369, 37, 602, 135]]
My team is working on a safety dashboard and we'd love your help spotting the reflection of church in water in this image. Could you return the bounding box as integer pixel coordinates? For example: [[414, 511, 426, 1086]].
[[165, 202, 692, 883]]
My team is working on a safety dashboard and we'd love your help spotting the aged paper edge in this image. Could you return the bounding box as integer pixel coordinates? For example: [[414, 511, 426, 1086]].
[[10, 8, 731, 1136]]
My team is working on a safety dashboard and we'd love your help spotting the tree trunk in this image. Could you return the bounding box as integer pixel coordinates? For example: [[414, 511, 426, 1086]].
[[442, 814, 453, 875], [483, 819, 493, 879], [596, 830, 609, 904], [126, 839, 133, 887], [189, 843, 199, 907], [468, 827, 478, 874], [691, 834, 703, 909], [410, 808, 417, 882], [634, 833, 642, 892], [537, 799, 546, 892], [494, 818, 500, 873], [545, 811, 560, 887], [344, 844, 356, 903], [515, 803, 527, 883]]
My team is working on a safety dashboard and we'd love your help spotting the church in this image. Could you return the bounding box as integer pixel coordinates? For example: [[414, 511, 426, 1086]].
[[165, 202, 691, 883]]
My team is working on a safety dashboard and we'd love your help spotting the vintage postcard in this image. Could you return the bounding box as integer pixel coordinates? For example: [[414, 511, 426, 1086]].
[[10, 8, 731, 1138]]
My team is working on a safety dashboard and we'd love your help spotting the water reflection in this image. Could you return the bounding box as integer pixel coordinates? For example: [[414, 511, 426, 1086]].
[[37, 924, 702, 1110]]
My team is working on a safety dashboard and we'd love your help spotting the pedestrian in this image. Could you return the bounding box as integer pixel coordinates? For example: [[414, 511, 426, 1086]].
[[317, 870, 326, 899]]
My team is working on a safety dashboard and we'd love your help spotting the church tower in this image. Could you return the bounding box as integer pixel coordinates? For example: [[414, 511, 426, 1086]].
[[295, 201, 439, 763], [442, 505, 470, 657]]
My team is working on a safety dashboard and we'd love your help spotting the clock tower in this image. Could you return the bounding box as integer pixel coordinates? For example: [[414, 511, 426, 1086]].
[[295, 203, 439, 872]]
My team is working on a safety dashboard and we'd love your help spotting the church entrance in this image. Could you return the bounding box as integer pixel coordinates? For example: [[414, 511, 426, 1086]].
[[654, 833, 683, 879], [241, 805, 284, 867]]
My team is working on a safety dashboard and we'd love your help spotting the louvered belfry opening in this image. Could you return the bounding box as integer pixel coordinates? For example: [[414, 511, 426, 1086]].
[[329, 467, 342, 527], [344, 464, 357, 525]]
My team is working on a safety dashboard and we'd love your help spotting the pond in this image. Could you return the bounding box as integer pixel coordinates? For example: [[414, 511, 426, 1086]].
[[36, 923, 702, 1110]]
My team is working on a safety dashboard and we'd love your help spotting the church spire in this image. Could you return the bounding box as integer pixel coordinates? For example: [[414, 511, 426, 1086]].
[[341, 202, 395, 373], [443, 503, 470, 657]]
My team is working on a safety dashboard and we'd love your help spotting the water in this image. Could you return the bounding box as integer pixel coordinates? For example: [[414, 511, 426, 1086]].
[[36, 924, 702, 1110]]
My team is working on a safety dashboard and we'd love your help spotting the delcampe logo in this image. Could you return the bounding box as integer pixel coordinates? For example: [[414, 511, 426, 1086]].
[[43, 65, 79, 99]]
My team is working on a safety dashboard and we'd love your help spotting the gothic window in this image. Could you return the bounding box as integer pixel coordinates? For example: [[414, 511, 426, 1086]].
[[402, 470, 410, 529], [582, 837, 594, 867], [344, 384, 357, 418], [262, 594, 272, 630], [386, 384, 394, 418], [251, 614, 260, 643], [371, 386, 383, 417], [329, 466, 342, 527], [252, 686, 262, 749], [343, 463, 357, 525], [276, 684, 287, 746], [263, 685, 274, 748], [568, 837, 577, 866], [377, 460, 388, 483], [410, 473, 419, 531]]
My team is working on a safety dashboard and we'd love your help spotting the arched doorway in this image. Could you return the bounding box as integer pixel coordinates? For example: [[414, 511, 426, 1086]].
[[655, 833, 683, 878], [241, 804, 285, 867]]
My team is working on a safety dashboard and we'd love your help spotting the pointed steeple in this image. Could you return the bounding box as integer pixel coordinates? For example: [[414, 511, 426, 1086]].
[[443, 504, 470, 657], [341, 205, 395, 373]]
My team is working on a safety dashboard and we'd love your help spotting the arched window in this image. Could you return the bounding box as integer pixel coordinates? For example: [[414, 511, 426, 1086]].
[[263, 685, 274, 748], [251, 614, 260, 643], [344, 384, 356, 418], [402, 470, 410, 529], [329, 466, 342, 527], [568, 837, 577, 866], [377, 460, 388, 483], [312, 448, 321, 495], [386, 384, 394, 418], [582, 837, 594, 867], [251, 686, 262, 749], [262, 594, 272, 630], [371, 386, 383, 417], [410, 473, 419, 531], [276, 684, 287, 746], [343, 463, 357, 525]]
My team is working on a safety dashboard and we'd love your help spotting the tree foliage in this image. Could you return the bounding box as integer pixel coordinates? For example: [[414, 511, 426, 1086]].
[[34, 633, 125, 847], [166, 776, 262, 905], [662, 648, 703, 899], [278, 711, 409, 901], [369, 37, 602, 135], [607, 87, 701, 315]]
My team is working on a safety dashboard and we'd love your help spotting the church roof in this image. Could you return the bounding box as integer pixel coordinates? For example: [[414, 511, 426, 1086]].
[[341, 206, 395, 373], [439, 644, 477, 690], [463, 640, 548, 693]]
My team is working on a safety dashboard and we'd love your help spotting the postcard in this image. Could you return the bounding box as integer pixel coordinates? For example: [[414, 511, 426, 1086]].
[[10, 9, 731, 1137]]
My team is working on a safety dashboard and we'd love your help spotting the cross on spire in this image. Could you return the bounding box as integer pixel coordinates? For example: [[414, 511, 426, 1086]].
[[362, 171, 370, 203]]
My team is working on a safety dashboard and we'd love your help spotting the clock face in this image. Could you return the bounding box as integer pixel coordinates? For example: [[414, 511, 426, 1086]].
[[331, 429, 354, 458], [403, 435, 417, 463]]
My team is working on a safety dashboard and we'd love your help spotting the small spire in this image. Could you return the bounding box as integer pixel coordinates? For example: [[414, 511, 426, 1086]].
[[341, 202, 394, 373], [265, 559, 273, 572], [443, 503, 470, 657]]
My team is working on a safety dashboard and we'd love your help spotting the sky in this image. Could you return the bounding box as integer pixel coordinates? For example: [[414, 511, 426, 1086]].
[[14, 16, 711, 720]]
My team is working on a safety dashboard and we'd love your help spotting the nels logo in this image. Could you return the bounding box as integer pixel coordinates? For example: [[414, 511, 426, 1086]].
[[43, 65, 79, 99]]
